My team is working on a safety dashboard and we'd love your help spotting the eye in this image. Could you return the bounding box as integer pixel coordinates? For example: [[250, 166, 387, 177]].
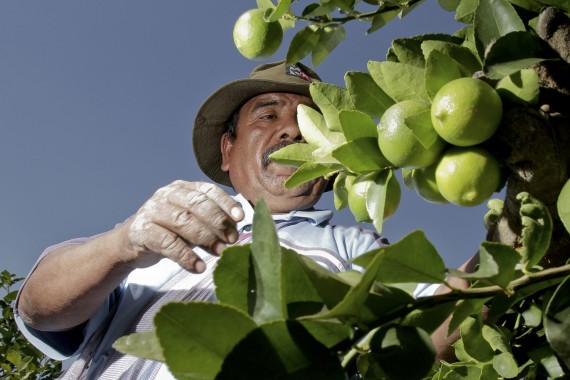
[[259, 113, 278, 121]]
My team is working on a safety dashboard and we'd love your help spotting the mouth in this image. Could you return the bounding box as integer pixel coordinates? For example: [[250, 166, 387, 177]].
[[261, 141, 298, 168]]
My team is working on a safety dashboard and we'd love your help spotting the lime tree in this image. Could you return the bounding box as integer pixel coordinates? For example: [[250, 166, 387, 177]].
[[233, 9, 283, 60], [431, 77, 503, 147]]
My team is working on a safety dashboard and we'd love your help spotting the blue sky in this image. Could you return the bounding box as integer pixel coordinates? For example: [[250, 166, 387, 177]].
[[0, 1, 492, 280]]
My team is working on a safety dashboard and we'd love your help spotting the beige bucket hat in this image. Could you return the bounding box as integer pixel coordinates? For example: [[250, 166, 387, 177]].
[[192, 60, 321, 187]]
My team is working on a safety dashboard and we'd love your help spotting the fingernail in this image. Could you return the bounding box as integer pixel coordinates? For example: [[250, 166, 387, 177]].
[[195, 260, 206, 273], [226, 229, 238, 244], [231, 206, 243, 220], [214, 242, 226, 256]]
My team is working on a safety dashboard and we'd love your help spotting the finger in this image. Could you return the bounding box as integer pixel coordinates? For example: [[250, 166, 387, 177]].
[[142, 223, 209, 273], [171, 181, 244, 222], [150, 202, 234, 248]]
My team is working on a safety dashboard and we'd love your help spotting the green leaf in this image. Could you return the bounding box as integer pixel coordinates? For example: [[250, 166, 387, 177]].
[[155, 302, 257, 380], [496, 69, 540, 105], [540, 0, 570, 12], [251, 198, 286, 322], [302, 3, 336, 17], [312, 241, 390, 320], [447, 297, 492, 337], [482, 325, 518, 378], [455, 0, 477, 23], [265, 0, 291, 21], [113, 331, 164, 362], [331, 138, 391, 174], [392, 34, 463, 68], [458, 25, 479, 59], [437, 0, 460, 11], [283, 160, 340, 189], [366, 9, 400, 35], [333, 171, 351, 210], [297, 104, 341, 148], [474, 0, 525, 59], [309, 82, 353, 132], [521, 303, 542, 327], [484, 31, 553, 80], [506, 0, 542, 12], [296, 255, 352, 310], [528, 345, 568, 379], [367, 60, 388, 96], [214, 245, 252, 314], [356, 352, 387, 379], [217, 320, 345, 379], [281, 248, 325, 317], [345, 72, 394, 119], [338, 109, 378, 140], [312, 25, 346, 67], [269, 143, 315, 167], [544, 275, 570, 370], [286, 26, 320, 64], [353, 230, 446, 284], [404, 109, 440, 149], [278, 17, 295, 32], [447, 241, 520, 288], [557, 179, 570, 235], [369, 325, 436, 380], [517, 192, 553, 272], [299, 319, 353, 348], [379, 61, 429, 101], [391, 38, 427, 68], [401, 300, 457, 335], [366, 169, 391, 234], [421, 40, 481, 74], [425, 49, 471, 100], [256, 0, 275, 10], [401, 168, 414, 190], [460, 315, 494, 362]]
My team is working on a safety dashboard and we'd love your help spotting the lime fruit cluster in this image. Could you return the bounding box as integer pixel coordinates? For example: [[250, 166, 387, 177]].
[[376, 77, 504, 207], [233, 9, 283, 60]]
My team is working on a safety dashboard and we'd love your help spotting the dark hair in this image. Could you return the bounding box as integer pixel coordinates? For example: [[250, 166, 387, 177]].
[[225, 109, 240, 141]]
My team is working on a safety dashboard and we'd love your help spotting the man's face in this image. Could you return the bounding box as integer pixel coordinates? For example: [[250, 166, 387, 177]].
[[220, 92, 328, 213]]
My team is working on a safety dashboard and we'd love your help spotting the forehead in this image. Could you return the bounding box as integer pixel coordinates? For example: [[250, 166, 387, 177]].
[[239, 92, 315, 113]]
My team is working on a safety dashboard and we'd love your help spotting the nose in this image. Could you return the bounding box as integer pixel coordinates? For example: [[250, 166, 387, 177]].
[[278, 114, 304, 143]]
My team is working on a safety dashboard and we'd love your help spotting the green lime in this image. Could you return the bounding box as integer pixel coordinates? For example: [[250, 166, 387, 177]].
[[431, 77, 502, 147], [233, 9, 283, 60]]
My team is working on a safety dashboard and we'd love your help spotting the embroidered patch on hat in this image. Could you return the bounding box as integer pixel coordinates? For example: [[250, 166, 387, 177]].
[[285, 63, 317, 82]]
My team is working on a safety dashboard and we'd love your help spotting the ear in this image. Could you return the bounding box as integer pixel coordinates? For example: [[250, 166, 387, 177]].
[[220, 133, 233, 172]]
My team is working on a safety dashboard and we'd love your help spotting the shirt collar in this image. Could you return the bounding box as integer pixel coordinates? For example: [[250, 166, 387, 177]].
[[234, 193, 333, 233]]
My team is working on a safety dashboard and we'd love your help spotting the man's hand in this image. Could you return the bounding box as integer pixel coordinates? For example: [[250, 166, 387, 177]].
[[123, 180, 244, 273]]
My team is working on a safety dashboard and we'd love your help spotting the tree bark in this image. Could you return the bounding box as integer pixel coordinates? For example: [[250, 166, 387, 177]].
[[486, 7, 570, 268]]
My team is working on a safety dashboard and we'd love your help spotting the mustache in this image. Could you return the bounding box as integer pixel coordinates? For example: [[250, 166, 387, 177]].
[[262, 141, 298, 167]]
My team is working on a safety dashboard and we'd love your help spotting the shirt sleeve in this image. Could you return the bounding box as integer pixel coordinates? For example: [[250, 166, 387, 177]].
[[13, 236, 124, 361]]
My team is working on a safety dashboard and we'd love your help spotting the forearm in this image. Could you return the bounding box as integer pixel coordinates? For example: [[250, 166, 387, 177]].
[[431, 253, 481, 362], [18, 224, 134, 331]]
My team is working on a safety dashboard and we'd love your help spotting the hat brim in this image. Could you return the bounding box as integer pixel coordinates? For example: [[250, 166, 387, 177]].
[[193, 78, 314, 187]]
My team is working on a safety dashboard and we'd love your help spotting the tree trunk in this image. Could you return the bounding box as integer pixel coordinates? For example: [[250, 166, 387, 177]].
[[486, 7, 570, 268]]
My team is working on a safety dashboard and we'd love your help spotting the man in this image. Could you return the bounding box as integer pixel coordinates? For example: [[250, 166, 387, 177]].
[[14, 61, 387, 379]]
